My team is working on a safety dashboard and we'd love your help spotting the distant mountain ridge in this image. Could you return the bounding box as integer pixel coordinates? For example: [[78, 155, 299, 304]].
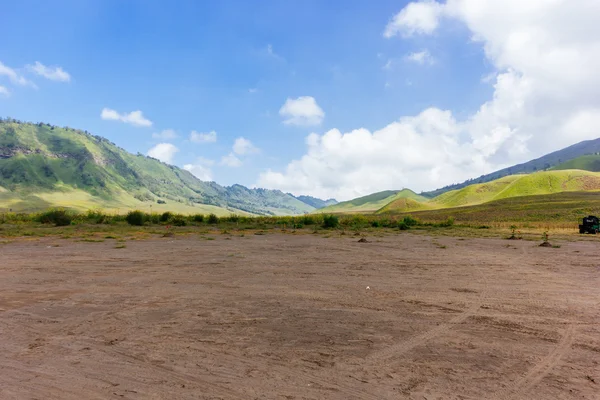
[[292, 195, 337, 209], [0, 119, 331, 215], [421, 138, 600, 198]]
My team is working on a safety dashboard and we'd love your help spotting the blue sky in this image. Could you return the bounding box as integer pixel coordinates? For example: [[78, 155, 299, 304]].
[[2, 1, 596, 200]]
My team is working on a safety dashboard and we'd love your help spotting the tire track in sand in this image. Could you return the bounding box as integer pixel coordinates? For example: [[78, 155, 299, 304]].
[[363, 300, 482, 364], [493, 323, 576, 400]]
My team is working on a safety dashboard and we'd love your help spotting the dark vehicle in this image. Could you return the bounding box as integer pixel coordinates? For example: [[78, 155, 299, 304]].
[[579, 215, 600, 234]]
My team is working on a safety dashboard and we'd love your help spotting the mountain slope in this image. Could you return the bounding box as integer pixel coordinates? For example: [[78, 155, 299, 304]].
[[421, 138, 600, 198], [293, 195, 338, 209], [0, 119, 316, 215], [377, 170, 600, 214], [551, 154, 600, 172], [318, 189, 427, 213]]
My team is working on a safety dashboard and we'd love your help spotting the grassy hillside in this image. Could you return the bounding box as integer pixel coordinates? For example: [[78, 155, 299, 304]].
[[421, 138, 600, 198], [0, 119, 316, 215], [432, 170, 600, 208], [377, 198, 433, 214], [375, 170, 600, 215], [551, 154, 600, 172], [383, 191, 600, 229], [318, 189, 427, 214]]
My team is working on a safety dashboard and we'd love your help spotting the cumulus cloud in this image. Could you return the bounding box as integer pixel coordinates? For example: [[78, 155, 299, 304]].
[[152, 129, 178, 140], [259, 0, 600, 200], [190, 130, 217, 144], [26, 61, 71, 82], [147, 143, 178, 163], [384, 0, 444, 37], [0, 61, 34, 87], [101, 108, 152, 127], [233, 137, 259, 155], [279, 96, 325, 126], [220, 153, 243, 167], [183, 163, 213, 181], [0, 85, 9, 96], [405, 50, 435, 65]]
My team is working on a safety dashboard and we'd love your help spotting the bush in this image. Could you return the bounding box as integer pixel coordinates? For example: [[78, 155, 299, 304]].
[[371, 220, 381, 228], [302, 215, 316, 225], [322, 214, 339, 229], [402, 216, 419, 227], [38, 209, 73, 226], [398, 221, 410, 230], [171, 215, 187, 226], [160, 212, 173, 223], [207, 213, 219, 224], [125, 210, 146, 226], [147, 213, 161, 224], [157, 199, 166, 204], [226, 214, 240, 223], [192, 214, 204, 223], [84, 209, 107, 224], [436, 217, 455, 227]]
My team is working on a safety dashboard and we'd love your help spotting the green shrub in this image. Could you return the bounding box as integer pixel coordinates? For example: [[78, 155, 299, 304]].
[[171, 215, 187, 226], [84, 209, 107, 224], [38, 209, 73, 226], [160, 212, 173, 223], [302, 215, 316, 225], [157, 199, 166, 204], [192, 214, 204, 223], [322, 214, 339, 229], [402, 216, 419, 227], [436, 217, 455, 227], [125, 210, 146, 226], [371, 220, 381, 227], [226, 214, 240, 223], [207, 213, 219, 224], [147, 213, 161, 224], [398, 221, 410, 230]]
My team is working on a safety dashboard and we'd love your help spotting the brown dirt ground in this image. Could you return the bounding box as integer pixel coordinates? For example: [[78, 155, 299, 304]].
[[1, 233, 599, 399]]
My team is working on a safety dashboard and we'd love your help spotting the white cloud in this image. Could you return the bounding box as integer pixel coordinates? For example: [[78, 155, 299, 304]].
[[481, 72, 496, 84], [190, 130, 217, 144], [248, 88, 258, 93], [26, 61, 70, 82], [147, 143, 178, 163], [405, 50, 435, 65], [101, 108, 152, 127], [0, 61, 34, 87], [266, 44, 285, 61], [384, 0, 444, 38], [220, 152, 243, 167], [152, 129, 178, 140], [0, 85, 9, 96], [233, 137, 259, 155], [279, 96, 325, 126], [259, 0, 600, 200], [183, 163, 213, 181], [382, 59, 393, 70]]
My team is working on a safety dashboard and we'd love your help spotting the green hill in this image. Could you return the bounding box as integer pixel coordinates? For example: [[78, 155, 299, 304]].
[[421, 138, 600, 198], [318, 189, 427, 214], [551, 154, 600, 172], [377, 170, 600, 214], [0, 119, 315, 215], [377, 197, 432, 214]]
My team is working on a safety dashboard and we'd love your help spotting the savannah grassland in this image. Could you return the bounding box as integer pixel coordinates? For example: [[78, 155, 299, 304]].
[[1, 194, 600, 399]]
